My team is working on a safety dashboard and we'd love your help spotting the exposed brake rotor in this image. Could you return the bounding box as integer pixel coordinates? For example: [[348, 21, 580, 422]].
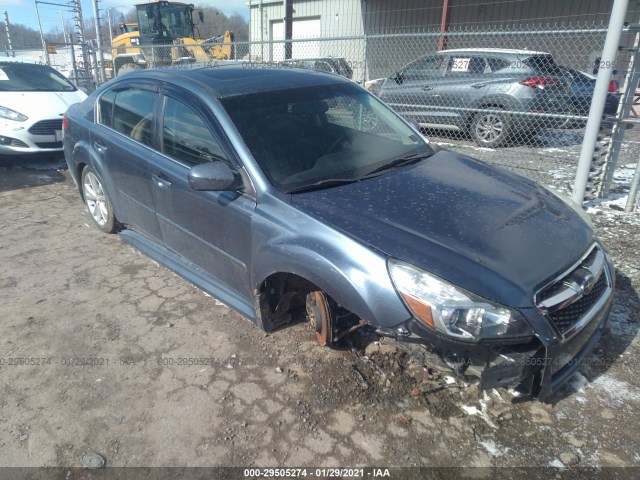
[[306, 291, 335, 346]]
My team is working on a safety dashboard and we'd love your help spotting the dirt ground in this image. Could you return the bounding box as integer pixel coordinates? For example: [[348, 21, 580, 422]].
[[0, 126, 639, 478]]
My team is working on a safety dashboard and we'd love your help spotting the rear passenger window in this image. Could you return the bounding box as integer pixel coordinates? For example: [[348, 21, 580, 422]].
[[162, 97, 228, 167], [487, 58, 511, 72], [112, 87, 157, 146], [97, 89, 115, 127]]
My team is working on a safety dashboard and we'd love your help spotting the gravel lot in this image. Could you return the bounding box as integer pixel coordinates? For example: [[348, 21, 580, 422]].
[[0, 125, 639, 477]]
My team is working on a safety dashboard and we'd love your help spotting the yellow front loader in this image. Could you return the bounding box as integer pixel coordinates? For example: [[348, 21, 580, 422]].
[[111, 1, 234, 75]]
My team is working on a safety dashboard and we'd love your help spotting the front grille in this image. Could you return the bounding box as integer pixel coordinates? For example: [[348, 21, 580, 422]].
[[35, 141, 63, 148], [28, 119, 63, 135], [536, 244, 610, 337], [549, 274, 607, 334]]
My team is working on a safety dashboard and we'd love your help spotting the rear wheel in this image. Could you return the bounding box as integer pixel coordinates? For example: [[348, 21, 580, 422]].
[[470, 109, 512, 148], [81, 166, 117, 233]]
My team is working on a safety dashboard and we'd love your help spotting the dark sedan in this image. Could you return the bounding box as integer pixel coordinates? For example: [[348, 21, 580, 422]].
[[559, 67, 620, 127], [63, 65, 614, 399]]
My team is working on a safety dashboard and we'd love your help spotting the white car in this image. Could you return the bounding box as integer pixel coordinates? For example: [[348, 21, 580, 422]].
[[0, 61, 87, 155]]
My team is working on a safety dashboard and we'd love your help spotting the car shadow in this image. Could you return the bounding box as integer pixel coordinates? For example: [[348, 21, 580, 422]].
[[0, 154, 68, 193], [544, 270, 639, 404]]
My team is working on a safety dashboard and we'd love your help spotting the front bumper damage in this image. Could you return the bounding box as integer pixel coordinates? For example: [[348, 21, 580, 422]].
[[378, 256, 615, 401]]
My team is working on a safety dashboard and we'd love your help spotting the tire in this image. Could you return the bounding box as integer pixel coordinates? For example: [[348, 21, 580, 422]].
[[117, 62, 144, 76], [470, 109, 512, 148], [81, 166, 117, 234], [559, 104, 577, 129]]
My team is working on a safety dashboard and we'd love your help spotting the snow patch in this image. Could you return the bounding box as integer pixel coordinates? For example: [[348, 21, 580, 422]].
[[462, 401, 498, 429], [568, 372, 589, 393], [479, 440, 510, 457], [549, 459, 565, 468], [592, 375, 640, 404]]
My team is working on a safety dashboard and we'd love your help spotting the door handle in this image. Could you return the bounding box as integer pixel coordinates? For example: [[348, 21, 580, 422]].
[[421, 85, 433, 91], [471, 83, 487, 89], [152, 173, 172, 189], [94, 142, 107, 154]]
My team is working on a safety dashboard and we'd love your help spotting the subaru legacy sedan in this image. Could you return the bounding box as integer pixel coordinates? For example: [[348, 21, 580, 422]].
[[63, 65, 613, 399]]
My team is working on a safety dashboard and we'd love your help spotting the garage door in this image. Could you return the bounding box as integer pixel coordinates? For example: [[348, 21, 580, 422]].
[[271, 17, 320, 61]]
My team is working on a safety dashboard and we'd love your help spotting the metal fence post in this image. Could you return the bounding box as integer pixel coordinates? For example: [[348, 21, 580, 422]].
[[572, 0, 629, 204], [626, 160, 640, 211], [598, 30, 640, 197]]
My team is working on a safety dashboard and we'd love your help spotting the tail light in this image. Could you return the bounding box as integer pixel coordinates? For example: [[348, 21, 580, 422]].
[[62, 113, 69, 131], [608, 80, 619, 93], [520, 77, 560, 89]]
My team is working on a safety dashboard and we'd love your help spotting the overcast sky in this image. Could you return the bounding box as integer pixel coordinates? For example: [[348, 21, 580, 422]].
[[4, 0, 249, 34]]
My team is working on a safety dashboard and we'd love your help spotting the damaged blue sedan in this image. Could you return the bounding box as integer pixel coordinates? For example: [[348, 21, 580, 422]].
[[63, 65, 614, 400]]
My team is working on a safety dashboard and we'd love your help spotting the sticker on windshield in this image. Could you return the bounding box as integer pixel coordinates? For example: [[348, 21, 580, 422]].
[[450, 58, 470, 72], [0, 68, 8, 81]]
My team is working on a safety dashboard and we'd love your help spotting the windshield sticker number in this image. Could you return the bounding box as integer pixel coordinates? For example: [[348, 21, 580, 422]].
[[0, 68, 8, 81], [451, 58, 470, 72]]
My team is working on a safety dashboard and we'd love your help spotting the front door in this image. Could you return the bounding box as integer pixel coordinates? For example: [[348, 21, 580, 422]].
[[148, 87, 256, 301]]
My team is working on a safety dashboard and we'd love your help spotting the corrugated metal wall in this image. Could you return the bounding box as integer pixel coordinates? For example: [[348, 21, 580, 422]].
[[245, 0, 640, 82], [362, 0, 638, 33], [248, 0, 366, 79]]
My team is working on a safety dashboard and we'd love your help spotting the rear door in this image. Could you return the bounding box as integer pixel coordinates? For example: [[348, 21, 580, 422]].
[[148, 85, 256, 300], [431, 55, 491, 128], [91, 82, 162, 239]]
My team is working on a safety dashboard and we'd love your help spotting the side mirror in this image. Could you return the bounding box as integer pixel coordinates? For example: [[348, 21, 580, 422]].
[[188, 161, 242, 191], [394, 71, 403, 84], [198, 10, 204, 23]]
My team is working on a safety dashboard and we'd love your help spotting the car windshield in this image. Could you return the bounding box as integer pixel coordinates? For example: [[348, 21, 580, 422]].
[[221, 82, 432, 193], [0, 63, 76, 92]]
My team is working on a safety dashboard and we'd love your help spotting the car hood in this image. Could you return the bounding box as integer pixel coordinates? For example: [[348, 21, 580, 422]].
[[0, 90, 87, 120], [290, 150, 594, 308]]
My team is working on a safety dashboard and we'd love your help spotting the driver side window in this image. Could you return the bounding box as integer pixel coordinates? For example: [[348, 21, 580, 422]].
[[162, 96, 228, 167], [403, 55, 446, 80]]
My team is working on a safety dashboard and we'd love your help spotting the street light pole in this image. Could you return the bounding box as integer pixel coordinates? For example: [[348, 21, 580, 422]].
[[58, 10, 67, 43], [34, 0, 50, 65]]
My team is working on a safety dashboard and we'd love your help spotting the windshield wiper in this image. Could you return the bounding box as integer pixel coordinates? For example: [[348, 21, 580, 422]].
[[286, 177, 360, 194], [363, 151, 433, 177]]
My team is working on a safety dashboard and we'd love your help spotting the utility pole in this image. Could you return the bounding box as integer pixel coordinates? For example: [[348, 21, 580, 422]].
[[92, 0, 106, 83], [72, 0, 90, 85], [3, 11, 15, 57]]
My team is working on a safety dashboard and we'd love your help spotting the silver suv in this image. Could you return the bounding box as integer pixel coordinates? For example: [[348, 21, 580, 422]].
[[369, 49, 570, 147]]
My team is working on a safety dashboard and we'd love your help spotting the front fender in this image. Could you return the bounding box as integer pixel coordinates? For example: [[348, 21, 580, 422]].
[[252, 232, 411, 330]]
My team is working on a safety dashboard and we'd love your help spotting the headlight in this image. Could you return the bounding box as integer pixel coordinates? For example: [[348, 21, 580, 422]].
[[0, 106, 28, 122], [388, 259, 533, 342]]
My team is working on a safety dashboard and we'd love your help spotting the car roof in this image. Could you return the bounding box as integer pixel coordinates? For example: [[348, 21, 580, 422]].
[[125, 64, 354, 98], [441, 48, 551, 56]]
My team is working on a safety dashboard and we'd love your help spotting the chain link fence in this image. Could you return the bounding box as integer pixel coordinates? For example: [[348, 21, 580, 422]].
[[39, 21, 638, 207]]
